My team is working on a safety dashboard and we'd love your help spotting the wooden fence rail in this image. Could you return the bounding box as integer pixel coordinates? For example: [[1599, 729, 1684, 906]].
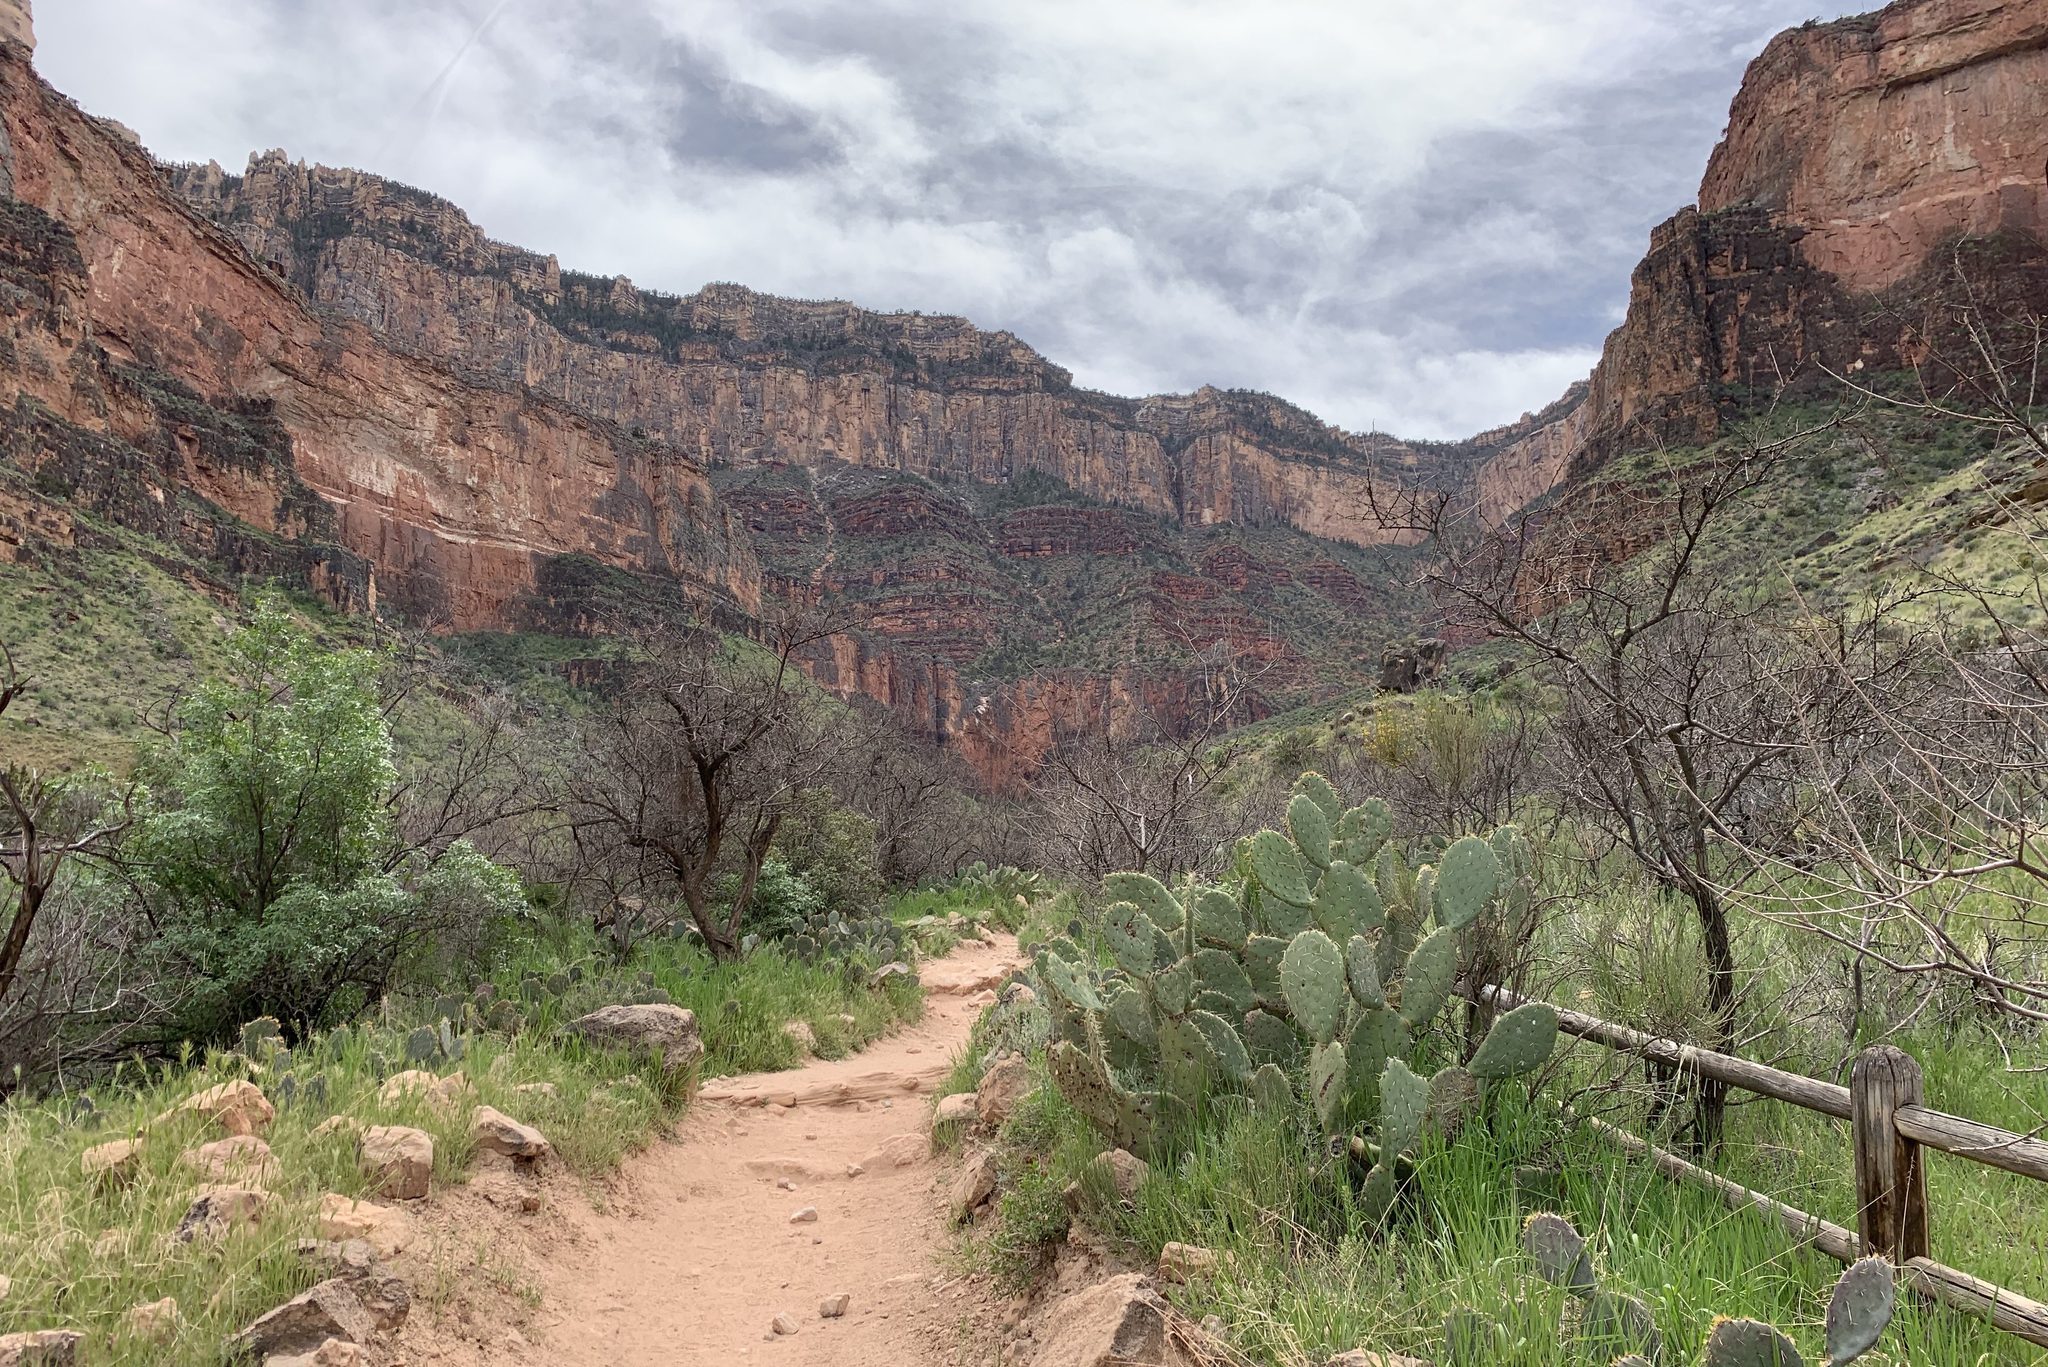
[[1468, 983, 2048, 1351]]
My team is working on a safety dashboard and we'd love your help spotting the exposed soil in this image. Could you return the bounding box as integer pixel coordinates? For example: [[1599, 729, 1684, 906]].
[[390, 934, 1024, 1366]]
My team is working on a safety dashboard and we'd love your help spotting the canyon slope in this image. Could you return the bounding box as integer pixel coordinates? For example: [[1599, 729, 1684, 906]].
[[1, 0, 2044, 782]]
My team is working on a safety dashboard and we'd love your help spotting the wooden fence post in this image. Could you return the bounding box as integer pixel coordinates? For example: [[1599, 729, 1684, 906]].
[[1850, 1044, 1930, 1262]]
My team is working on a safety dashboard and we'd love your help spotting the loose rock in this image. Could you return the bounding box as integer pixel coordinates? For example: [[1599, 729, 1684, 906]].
[[263, 1338, 365, 1367], [819, 1293, 851, 1319], [789, 1206, 819, 1224], [975, 1055, 1034, 1128], [359, 1125, 433, 1201], [316, 1194, 413, 1257], [124, 1298, 178, 1344], [226, 1279, 375, 1359], [1087, 1149, 1149, 1203], [1032, 1273, 1197, 1367], [181, 1134, 279, 1184], [165, 1079, 274, 1136], [951, 1148, 999, 1222], [175, 1185, 268, 1243], [1322, 1354, 1432, 1367], [470, 1105, 551, 1162], [80, 1138, 142, 1188], [0, 1330, 83, 1365], [1158, 1242, 1219, 1283], [565, 1004, 704, 1074], [377, 1070, 467, 1110], [934, 1092, 978, 1126], [858, 1133, 925, 1169], [771, 1312, 801, 1336]]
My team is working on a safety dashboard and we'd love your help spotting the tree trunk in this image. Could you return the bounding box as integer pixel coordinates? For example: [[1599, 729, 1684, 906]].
[[1689, 877, 1736, 1152]]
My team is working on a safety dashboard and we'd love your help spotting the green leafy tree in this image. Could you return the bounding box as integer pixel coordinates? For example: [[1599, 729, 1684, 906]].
[[129, 601, 520, 1040]]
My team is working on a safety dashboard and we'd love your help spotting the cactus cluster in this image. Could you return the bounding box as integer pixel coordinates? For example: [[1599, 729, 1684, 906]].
[[1036, 772, 1559, 1210], [785, 908, 906, 965], [231, 1015, 328, 1109], [1442, 1212, 1897, 1367]]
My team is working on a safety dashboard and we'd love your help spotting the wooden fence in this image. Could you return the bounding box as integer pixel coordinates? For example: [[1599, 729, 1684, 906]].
[[1469, 983, 2048, 1351]]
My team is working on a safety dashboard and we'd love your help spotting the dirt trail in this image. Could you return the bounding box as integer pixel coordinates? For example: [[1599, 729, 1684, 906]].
[[412, 934, 1024, 1366]]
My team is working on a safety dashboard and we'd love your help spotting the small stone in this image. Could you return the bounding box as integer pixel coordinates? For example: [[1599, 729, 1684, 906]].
[[1321, 1354, 1432, 1367], [80, 1138, 143, 1187], [858, 1134, 924, 1169], [0, 1330, 83, 1365], [789, 1207, 819, 1224], [950, 1148, 999, 1222], [771, 1312, 801, 1336], [180, 1134, 279, 1184], [226, 1279, 374, 1359], [265, 1338, 366, 1367], [513, 1082, 558, 1101], [974, 1055, 1034, 1128], [470, 1105, 551, 1161], [1158, 1241, 1220, 1283], [776, 1178, 796, 1191], [175, 1185, 268, 1243], [934, 1092, 978, 1126], [844, 1163, 865, 1178], [310, 1115, 359, 1141], [819, 1293, 851, 1319], [124, 1297, 178, 1343], [316, 1193, 413, 1257], [1086, 1148, 1149, 1203], [164, 1078, 274, 1136], [359, 1125, 433, 1201]]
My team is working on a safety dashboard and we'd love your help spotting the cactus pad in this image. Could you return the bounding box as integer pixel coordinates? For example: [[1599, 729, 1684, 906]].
[[1188, 1010, 1252, 1081], [1824, 1258, 1895, 1364], [1345, 934, 1384, 1007], [1038, 951, 1102, 1012], [1192, 887, 1247, 949], [1704, 1318, 1805, 1367], [1158, 1015, 1218, 1091], [1102, 871, 1186, 931], [1582, 1290, 1661, 1361], [1154, 957, 1196, 1016], [1358, 1157, 1398, 1222], [1379, 1057, 1428, 1158], [1243, 935, 1289, 1009], [1103, 902, 1162, 975], [1280, 929, 1348, 1044], [1424, 1065, 1480, 1139], [403, 1026, 439, 1064], [1336, 798, 1394, 863], [1309, 1039, 1348, 1131], [1249, 830, 1312, 906], [1397, 925, 1459, 1029], [1434, 834, 1501, 929], [1288, 793, 1334, 869], [1192, 948, 1257, 1015], [1242, 1009, 1303, 1068], [1250, 1062, 1293, 1113], [1315, 860, 1384, 941], [1293, 770, 1343, 821], [1106, 983, 1156, 1048], [1523, 1212, 1597, 1294], [1467, 1001, 1561, 1080], [1345, 1005, 1404, 1107]]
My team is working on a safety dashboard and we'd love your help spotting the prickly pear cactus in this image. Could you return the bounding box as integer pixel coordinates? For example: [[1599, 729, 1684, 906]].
[[1035, 770, 1558, 1187]]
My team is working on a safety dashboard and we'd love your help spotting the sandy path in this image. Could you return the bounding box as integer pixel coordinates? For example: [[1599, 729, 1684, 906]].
[[496, 934, 1023, 1366]]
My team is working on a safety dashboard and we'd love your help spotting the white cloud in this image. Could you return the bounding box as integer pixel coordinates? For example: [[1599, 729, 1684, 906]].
[[35, 0, 1867, 440]]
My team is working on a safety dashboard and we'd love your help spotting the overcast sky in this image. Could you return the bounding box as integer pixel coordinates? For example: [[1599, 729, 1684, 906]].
[[39, 1, 1862, 440]]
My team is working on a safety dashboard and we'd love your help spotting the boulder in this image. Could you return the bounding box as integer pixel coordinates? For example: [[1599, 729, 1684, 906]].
[[469, 1105, 550, 1162], [175, 1185, 268, 1243], [181, 1134, 279, 1184], [858, 1133, 926, 1169], [1088, 1149, 1149, 1203], [166, 1079, 274, 1136], [819, 1293, 851, 1319], [124, 1298, 178, 1343], [316, 1194, 413, 1257], [80, 1138, 142, 1187], [934, 1092, 978, 1126], [950, 1148, 999, 1222], [974, 1055, 1034, 1128], [1032, 1274, 1196, 1367], [378, 1070, 467, 1110], [0, 1330, 83, 1365], [359, 1125, 433, 1201], [1158, 1242, 1219, 1283], [226, 1279, 375, 1360], [262, 1338, 365, 1366], [566, 1003, 704, 1074]]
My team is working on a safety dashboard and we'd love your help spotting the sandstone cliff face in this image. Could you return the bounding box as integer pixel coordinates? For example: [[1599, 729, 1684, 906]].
[[170, 155, 1425, 553], [1467, 0, 2048, 507]]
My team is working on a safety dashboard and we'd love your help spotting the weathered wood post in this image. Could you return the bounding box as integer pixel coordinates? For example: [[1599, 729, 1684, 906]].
[[1850, 1044, 1930, 1262]]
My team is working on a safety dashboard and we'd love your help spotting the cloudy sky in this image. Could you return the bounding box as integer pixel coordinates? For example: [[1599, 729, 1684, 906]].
[[39, 1, 1861, 440]]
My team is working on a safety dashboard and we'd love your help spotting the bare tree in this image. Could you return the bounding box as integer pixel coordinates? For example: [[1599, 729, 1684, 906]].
[[1029, 645, 1262, 882], [564, 609, 866, 959], [1407, 426, 1879, 1148]]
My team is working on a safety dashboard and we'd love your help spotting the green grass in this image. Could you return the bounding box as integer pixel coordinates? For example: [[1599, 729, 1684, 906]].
[[0, 933, 926, 1363]]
